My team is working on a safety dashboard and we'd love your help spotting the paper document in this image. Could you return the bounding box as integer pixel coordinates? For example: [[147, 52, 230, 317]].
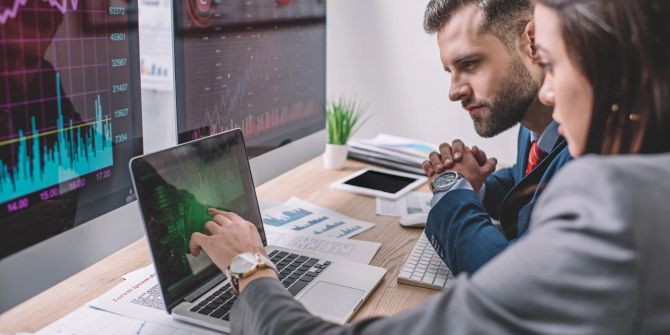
[[264, 226, 380, 264], [376, 192, 432, 217], [138, 0, 173, 91], [261, 197, 374, 239], [91, 266, 190, 328], [37, 304, 217, 335], [122, 264, 153, 280]]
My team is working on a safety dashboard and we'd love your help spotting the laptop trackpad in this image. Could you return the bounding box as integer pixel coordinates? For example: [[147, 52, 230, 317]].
[[299, 282, 365, 318]]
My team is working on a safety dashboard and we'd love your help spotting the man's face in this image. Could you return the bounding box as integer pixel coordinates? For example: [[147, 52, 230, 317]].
[[437, 5, 539, 138]]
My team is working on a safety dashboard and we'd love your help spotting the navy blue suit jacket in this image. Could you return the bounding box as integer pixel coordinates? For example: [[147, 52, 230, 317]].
[[425, 127, 572, 274]]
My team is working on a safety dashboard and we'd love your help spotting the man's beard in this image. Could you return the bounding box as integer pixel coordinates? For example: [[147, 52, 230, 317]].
[[464, 57, 540, 138]]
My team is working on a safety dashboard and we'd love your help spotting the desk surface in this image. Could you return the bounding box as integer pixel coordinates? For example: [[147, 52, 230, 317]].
[[0, 157, 436, 334]]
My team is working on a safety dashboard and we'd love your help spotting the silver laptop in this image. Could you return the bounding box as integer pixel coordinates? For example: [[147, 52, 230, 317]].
[[129, 129, 386, 332]]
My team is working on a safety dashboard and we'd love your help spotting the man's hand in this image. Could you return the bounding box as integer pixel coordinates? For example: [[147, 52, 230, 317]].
[[189, 209, 278, 292], [423, 140, 490, 178], [423, 140, 493, 192], [448, 147, 497, 191]]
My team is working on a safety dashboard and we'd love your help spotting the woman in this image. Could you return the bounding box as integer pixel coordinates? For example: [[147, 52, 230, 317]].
[[190, 0, 670, 334]]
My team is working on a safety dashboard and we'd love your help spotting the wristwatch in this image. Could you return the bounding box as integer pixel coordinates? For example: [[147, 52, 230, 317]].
[[430, 170, 463, 193], [226, 252, 278, 295]]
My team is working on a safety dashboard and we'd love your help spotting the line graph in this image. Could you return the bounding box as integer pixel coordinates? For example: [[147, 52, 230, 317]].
[[176, 0, 326, 150], [0, 0, 80, 25]]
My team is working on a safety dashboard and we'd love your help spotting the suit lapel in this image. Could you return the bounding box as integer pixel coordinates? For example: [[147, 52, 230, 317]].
[[499, 137, 567, 239]]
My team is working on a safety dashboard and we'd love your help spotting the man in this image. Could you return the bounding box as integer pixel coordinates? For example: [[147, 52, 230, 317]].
[[421, 0, 571, 274]]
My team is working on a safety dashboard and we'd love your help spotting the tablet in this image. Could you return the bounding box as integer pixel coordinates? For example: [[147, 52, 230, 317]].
[[331, 168, 428, 200]]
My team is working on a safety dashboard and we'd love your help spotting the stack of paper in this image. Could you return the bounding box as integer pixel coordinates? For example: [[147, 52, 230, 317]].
[[348, 134, 437, 174]]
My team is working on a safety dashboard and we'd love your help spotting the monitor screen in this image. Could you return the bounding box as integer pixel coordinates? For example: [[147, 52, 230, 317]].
[[172, 0, 326, 156], [0, 0, 143, 259], [130, 129, 265, 310]]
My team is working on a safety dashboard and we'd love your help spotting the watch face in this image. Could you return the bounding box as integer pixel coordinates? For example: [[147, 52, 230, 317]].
[[230, 252, 256, 274], [434, 172, 458, 188]]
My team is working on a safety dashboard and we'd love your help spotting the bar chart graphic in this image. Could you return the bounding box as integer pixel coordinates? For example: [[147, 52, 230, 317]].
[[293, 216, 328, 231], [0, 73, 114, 203], [140, 58, 169, 79], [263, 208, 313, 227], [260, 198, 375, 239]]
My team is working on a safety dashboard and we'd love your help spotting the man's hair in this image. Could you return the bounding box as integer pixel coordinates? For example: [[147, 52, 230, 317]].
[[424, 0, 533, 46]]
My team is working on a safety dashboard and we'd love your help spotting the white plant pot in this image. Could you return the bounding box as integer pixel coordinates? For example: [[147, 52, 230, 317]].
[[323, 144, 348, 170]]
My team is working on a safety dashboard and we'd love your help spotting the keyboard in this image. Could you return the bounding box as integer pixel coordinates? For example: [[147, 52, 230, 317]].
[[190, 250, 328, 321], [397, 231, 454, 290]]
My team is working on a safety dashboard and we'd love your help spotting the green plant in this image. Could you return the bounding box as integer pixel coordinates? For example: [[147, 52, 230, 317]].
[[326, 98, 366, 145]]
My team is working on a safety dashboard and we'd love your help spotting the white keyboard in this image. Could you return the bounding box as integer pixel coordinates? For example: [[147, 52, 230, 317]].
[[397, 231, 455, 290]]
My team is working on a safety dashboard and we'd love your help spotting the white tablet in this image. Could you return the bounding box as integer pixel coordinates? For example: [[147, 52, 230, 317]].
[[331, 168, 428, 200]]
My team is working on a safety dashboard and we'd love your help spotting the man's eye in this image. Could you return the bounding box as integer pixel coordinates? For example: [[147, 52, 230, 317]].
[[462, 61, 477, 70], [535, 59, 553, 71]]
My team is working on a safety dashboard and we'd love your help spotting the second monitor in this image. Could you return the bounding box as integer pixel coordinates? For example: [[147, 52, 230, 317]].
[[172, 0, 326, 157]]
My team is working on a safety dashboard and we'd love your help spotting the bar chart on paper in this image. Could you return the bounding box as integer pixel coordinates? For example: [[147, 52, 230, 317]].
[[261, 198, 374, 239], [138, 0, 174, 91]]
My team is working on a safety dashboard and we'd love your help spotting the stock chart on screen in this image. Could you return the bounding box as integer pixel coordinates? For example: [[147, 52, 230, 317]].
[[173, 0, 326, 155], [0, 0, 143, 259]]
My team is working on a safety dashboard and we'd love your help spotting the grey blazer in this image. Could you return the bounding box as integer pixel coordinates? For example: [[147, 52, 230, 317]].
[[231, 154, 670, 335]]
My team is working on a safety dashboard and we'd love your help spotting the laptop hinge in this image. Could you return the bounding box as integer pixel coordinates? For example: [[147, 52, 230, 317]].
[[183, 273, 227, 303]]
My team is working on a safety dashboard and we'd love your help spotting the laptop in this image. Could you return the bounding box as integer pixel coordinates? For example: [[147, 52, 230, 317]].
[[129, 129, 386, 332]]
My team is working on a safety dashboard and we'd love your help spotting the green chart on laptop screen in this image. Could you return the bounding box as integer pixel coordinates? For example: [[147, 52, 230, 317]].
[[132, 132, 265, 298]]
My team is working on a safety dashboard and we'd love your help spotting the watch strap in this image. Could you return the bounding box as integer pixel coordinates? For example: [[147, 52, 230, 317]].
[[228, 252, 278, 295]]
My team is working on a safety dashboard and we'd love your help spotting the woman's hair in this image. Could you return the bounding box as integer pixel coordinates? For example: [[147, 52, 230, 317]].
[[535, 0, 670, 154]]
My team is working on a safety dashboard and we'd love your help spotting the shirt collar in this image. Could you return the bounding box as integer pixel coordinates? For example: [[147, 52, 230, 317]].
[[530, 121, 560, 154]]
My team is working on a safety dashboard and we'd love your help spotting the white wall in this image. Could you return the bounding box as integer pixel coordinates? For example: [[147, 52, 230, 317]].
[[327, 0, 518, 164]]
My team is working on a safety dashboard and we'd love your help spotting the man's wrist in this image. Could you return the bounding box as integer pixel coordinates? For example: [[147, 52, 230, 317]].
[[238, 268, 279, 293]]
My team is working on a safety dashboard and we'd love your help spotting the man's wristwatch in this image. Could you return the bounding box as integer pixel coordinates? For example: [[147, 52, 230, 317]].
[[226, 252, 278, 295], [430, 170, 463, 193]]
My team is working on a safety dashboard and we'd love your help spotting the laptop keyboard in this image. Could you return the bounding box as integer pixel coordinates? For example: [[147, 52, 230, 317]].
[[397, 232, 455, 290], [189, 250, 329, 321]]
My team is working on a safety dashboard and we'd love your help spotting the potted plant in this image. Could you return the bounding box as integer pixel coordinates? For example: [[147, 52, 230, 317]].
[[324, 97, 366, 170]]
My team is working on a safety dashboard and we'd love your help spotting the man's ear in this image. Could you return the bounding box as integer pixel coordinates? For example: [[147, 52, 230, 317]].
[[520, 20, 538, 59]]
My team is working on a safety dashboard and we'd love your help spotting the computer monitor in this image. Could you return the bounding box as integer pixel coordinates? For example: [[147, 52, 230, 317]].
[[172, 0, 327, 184], [0, 0, 143, 311]]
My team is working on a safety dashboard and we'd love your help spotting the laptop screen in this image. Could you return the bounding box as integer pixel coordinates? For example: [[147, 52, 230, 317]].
[[130, 129, 266, 311]]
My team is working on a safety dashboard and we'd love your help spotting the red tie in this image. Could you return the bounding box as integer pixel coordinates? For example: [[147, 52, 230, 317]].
[[525, 141, 545, 176]]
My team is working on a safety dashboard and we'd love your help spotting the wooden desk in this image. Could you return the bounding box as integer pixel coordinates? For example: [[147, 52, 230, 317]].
[[0, 157, 436, 334]]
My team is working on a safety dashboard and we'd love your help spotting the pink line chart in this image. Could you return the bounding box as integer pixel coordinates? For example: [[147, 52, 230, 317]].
[[0, 0, 80, 25]]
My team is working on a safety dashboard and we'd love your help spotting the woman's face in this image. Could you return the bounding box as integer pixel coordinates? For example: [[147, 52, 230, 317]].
[[534, 4, 594, 157]]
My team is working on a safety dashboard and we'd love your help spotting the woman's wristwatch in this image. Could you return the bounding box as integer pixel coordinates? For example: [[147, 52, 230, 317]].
[[226, 252, 278, 295]]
